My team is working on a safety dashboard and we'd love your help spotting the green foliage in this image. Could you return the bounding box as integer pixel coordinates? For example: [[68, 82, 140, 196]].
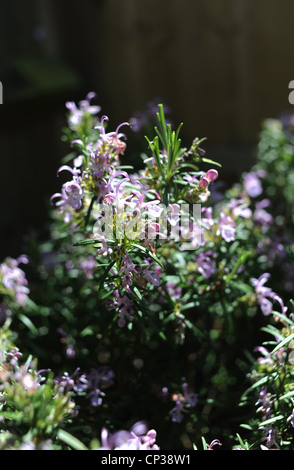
[[1, 98, 294, 450]]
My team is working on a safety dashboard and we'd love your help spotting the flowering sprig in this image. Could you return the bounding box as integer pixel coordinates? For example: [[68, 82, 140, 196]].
[[238, 297, 294, 450], [0, 331, 76, 450], [0, 255, 30, 326], [51, 96, 222, 331], [162, 379, 197, 423], [97, 421, 159, 450]]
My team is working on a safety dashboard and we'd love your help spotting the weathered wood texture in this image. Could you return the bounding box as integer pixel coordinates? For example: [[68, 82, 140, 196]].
[[93, 0, 294, 144], [4, 0, 294, 145]]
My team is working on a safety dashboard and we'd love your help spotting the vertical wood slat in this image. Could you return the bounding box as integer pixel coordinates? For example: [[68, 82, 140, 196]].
[[95, 0, 294, 145]]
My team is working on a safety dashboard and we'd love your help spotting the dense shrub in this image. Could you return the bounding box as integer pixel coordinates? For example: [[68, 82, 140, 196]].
[[1, 95, 294, 450]]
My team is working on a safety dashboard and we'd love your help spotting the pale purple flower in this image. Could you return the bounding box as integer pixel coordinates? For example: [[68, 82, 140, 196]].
[[287, 399, 294, 427], [229, 198, 252, 219], [201, 207, 214, 229], [168, 380, 197, 423], [256, 387, 272, 418], [0, 255, 30, 307], [217, 213, 236, 242], [196, 250, 216, 279], [89, 149, 112, 179], [254, 346, 274, 365], [207, 439, 222, 450], [106, 289, 134, 327], [95, 235, 114, 257], [80, 255, 96, 278], [87, 388, 105, 407], [251, 273, 287, 316], [117, 294, 133, 327], [66, 92, 101, 129], [169, 399, 187, 423], [95, 116, 130, 155], [51, 178, 84, 222], [182, 381, 198, 407], [253, 199, 273, 231], [119, 254, 136, 292], [145, 261, 161, 286], [166, 282, 182, 300], [88, 366, 115, 391], [98, 422, 159, 450], [243, 170, 266, 198], [183, 172, 204, 185]]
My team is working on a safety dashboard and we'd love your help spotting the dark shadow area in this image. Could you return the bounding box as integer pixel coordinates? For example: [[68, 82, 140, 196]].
[[1, 0, 293, 258]]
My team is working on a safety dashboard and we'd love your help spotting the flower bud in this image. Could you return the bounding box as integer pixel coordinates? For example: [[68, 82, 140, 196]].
[[205, 169, 218, 181], [199, 177, 209, 188]]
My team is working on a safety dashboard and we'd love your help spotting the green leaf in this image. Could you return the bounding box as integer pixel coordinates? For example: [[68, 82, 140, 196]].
[[73, 238, 101, 246], [0, 410, 22, 420], [271, 332, 294, 355], [279, 390, 294, 401], [99, 259, 117, 290], [258, 415, 284, 427], [18, 314, 38, 335], [272, 311, 294, 327], [57, 429, 88, 450], [129, 243, 164, 269], [201, 157, 222, 167], [261, 325, 285, 341], [242, 375, 269, 397], [201, 436, 208, 450]]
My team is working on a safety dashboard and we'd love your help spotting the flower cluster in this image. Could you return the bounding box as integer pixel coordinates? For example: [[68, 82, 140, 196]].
[[0, 255, 30, 325], [0, 333, 76, 450], [98, 421, 159, 450], [163, 379, 198, 423]]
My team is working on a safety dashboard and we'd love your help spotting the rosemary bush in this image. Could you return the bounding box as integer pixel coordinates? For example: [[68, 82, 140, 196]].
[[1, 95, 294, 450]]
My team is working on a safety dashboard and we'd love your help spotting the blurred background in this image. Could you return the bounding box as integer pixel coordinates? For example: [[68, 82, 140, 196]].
[[1, 0, 294, 259]]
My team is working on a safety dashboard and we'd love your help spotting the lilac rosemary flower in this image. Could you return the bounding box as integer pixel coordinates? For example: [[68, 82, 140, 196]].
[[196, 250, 217, 279], [87, 388, 105, 407], [169, 399, 187, 423], [207, 439, 222, 450], [251, 273, 287, 316], [66, 91, 101, 130], [55, 368, 87, 395], [105, 289, 134, 327], [168, 380, 197, 423], [217, 213, 236, 242], [242, 170, 266, 198], [95, 116, 131, 155], [119, 254, 137, 292], [166, 282, 182, 301], [98, 422, 159, 450], [182, 381, 198, 407], [89, 149, 112, 179], [253, 199, 273, 231], [50, 167, 84, 223], [145, 261, 161, 286], [287, 399, 294, 427], [256, 387, 272, 418], [254, 346, 274, 365], [254, 388, 280, 448], [80, 255, 96, 278], [0, 255, 30, 307], [229, 198, 252, 219]]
